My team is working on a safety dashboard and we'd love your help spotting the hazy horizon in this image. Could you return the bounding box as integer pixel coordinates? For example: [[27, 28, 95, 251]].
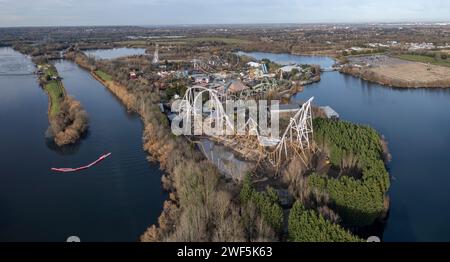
[[2, 21, 450, 29], [1, 0, 450, 27]]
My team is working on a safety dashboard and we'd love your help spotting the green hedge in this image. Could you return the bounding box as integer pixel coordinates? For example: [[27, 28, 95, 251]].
[[95, 70, 112, 81]]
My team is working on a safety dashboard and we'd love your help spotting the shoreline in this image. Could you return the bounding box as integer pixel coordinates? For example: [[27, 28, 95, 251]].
[[74, 60, 209, 241], [72, 57, 176, 233], [91, 71, 138, 110]]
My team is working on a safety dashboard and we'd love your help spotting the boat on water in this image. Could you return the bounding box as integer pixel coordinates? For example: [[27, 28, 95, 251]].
[[51, 153, 112, 172]]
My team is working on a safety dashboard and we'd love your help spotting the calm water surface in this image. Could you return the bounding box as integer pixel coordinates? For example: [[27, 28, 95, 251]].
[[84, 48, 147, 60], [237, 51, 335, 68], [0, 47, 166, 242]]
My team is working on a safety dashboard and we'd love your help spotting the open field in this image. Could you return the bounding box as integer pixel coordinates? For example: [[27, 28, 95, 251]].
[[398, 54, 450, 68], [114, 40, 154, 47], [342, 55, 450, 88], [371, 62, 450, 87], [116, 39, 186, 45], [183, 37, 251, 44], [115, 36, 251, 48], [347, 55, 409, 67], [44, 80, 64, 116]]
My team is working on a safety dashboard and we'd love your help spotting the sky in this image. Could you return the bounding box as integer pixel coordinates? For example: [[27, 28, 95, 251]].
[[0, 0, 449, 27]]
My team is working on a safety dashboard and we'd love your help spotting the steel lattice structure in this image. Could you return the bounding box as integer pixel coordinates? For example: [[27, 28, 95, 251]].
[[178, 86, 314, 170], [192, 54, 240, 74]]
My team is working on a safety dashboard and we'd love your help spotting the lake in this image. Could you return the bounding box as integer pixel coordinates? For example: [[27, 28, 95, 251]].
[[0, 47, 166, 242], [242, 51, 450, 242], [237, 51, 336, 68], [84, 48, 147, 60]]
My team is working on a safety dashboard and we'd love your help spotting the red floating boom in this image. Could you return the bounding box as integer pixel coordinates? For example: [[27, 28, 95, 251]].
[[51, 153, 112, 173]]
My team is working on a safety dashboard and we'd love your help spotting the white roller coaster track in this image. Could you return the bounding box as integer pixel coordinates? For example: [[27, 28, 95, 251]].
[[238, 78, 279, 99], [193, 54, 240, 75], [179, 86, 314, 169], [193, 59, 217, 74]]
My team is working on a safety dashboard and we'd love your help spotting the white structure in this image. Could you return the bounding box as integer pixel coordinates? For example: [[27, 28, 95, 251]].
[[270, 97, 314, 168], [247, 62, 262, 68], [320, 106, 340, 119], [270, 103, 302, 114], [193, 58, 216, 74], [177, 86, 314, 169], [408, 42, 436, 50], [279, 65, 302, 73], [191, 74, 210, 84], [152, 44, 159, 64]]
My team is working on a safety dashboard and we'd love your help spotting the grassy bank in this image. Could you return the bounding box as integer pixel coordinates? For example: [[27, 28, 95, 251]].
[[91, 70, 137, 110], [95, 69, 112, 81], [39, 64, 65, 117], [44, 80, 64, 116]]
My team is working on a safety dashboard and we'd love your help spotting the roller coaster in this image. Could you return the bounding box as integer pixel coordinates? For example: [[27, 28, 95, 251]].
[[192, 53, 240, 74], [238, 78, 279, 100], [177, 86, 314, 170]]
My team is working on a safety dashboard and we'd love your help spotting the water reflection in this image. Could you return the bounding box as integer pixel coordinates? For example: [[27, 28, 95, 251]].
[[45, 130, 91, 156], [0, 48, 166, 241], [237, 51, 335, 68]]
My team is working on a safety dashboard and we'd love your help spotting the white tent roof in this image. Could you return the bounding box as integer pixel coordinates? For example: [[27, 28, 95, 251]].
[[247, 62, 261, 68]]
